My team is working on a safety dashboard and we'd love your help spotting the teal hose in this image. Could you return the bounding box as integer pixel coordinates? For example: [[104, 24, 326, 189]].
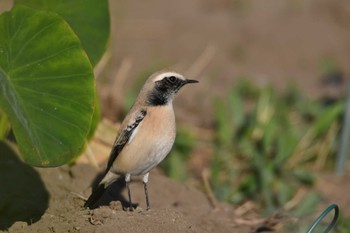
[[306, 204, 339, 233]]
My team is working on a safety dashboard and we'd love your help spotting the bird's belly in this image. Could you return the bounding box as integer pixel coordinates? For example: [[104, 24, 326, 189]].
[[132, 138, 174, 175], [115, 133, 175, 176], [114, 106, 176, 176]]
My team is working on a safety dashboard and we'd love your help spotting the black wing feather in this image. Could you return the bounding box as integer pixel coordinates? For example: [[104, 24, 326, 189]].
[[84, 109, 147, 209], [84, 183, 107, 208], [105, 109, 147, 173]]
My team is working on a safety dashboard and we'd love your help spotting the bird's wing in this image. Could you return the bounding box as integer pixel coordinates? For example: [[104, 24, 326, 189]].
[[105, 108, 147, 173]]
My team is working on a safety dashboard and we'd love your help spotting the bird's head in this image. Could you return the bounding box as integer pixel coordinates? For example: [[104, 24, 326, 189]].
[[141, 71, 198, 106]]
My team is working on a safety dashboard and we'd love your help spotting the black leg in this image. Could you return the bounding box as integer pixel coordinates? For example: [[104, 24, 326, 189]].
[[143, 181, 150, 210]]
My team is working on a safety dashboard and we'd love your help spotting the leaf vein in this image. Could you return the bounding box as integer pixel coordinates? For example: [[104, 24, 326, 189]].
[[14, 85, 90, 110], [12, 45, 77, 73], [13, 72, 91, 81], [12, 20, 59, 63], [26, 101, 85, 132]]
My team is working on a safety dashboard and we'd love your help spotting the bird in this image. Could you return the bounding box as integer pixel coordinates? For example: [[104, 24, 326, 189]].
[[84, 70, 198, 210]]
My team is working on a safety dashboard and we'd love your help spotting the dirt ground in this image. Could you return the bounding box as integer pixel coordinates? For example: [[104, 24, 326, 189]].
[[1, 141, 256, 233], [1, 0, 350, 232], [2, 139, 348, 233]]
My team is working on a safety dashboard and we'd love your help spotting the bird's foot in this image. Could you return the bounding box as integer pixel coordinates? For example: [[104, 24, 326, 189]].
[[124, 206, 134, 212]]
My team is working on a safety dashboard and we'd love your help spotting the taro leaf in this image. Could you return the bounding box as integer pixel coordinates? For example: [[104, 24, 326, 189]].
[[0, 6, 95, 167], [15, 0, 110, 66], [14, 0, 109, 138]]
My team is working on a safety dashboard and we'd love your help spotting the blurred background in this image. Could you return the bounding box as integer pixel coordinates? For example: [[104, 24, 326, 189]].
[[1, 0, 350, 231], [97, 1, 350, 230], [100, 0, 350, 124]]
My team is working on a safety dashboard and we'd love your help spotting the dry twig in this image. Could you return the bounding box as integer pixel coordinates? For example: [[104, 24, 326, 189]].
[[201, 168, 218, 209], [186, 45, 216, 79], [70, 192, 87, 201], [94, 49, 111, 78], [84, 142, 99, 168], [284, 188, 308, 211]]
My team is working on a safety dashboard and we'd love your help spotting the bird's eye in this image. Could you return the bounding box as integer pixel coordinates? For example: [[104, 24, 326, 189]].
[[168, 76, 176, 83]]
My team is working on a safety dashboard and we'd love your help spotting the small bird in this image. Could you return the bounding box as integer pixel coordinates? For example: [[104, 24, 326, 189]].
[[85, 70, 198, 210]]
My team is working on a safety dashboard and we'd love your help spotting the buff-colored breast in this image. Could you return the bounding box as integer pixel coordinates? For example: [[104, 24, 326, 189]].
[[113, 105, 176, 176]]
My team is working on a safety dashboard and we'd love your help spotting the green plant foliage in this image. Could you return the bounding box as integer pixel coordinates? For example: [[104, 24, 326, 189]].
[[0, 6, 95, 166], [211, 79, 343, 214], [291, 192, 322, 216], [336, 215, 350, 233], [15, 0, 110, 66], [0, 110, 10, 140], [336, 84, 350, 174], [318, 57, 339, 76], [13, 0, 110, 141]]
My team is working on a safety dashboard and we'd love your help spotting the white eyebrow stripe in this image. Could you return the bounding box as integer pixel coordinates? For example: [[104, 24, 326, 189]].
[[153, 72, 185, 82]]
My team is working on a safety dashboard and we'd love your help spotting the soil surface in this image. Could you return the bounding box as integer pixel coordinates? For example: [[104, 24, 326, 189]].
[[1, 141, 256, 233], [1, 141, 348, 233]]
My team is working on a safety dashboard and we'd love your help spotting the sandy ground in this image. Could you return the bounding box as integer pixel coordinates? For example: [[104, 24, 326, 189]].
[[1, 140, 349, 233], [1, 141, 256, 233]]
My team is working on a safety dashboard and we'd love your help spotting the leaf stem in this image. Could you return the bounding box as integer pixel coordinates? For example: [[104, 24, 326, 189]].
[[0, 109, 10, 140]]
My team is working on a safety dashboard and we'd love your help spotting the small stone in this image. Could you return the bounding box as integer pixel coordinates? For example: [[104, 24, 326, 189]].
[[109, 201, 123, 211]]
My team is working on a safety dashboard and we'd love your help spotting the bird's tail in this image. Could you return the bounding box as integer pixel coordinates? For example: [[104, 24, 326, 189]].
[[84, 171, 120, 209], [84, 183, 107, 209]]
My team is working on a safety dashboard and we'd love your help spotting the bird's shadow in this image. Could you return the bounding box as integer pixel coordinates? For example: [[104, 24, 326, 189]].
[[87, 172, 138, 210]]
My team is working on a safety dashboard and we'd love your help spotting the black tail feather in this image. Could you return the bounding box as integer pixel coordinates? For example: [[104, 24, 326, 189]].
[[84, 184, 107, 209]]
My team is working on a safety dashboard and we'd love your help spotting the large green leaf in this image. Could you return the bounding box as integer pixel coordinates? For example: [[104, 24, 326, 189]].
[[0, 6, 95, 167], [15, 0, 110, 66]]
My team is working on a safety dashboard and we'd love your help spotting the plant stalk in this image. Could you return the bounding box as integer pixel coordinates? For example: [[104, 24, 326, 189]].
[[0, 110, 10, 140]]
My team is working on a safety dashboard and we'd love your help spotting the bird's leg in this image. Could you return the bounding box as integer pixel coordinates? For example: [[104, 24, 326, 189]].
[[125, 174, 133, 211], [142, 173, 150, 210]]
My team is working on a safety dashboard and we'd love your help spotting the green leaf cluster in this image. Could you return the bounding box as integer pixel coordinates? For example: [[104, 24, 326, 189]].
[[211, 79, 343, 214], [0, 1, 109, 167]]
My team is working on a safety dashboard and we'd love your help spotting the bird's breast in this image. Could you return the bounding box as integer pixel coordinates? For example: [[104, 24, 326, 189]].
[[114, 105, 176, 175]]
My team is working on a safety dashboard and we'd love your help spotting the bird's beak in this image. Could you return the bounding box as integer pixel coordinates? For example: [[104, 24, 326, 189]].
[[184, 79, 199, 85], [176, 79, 198, 92]]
